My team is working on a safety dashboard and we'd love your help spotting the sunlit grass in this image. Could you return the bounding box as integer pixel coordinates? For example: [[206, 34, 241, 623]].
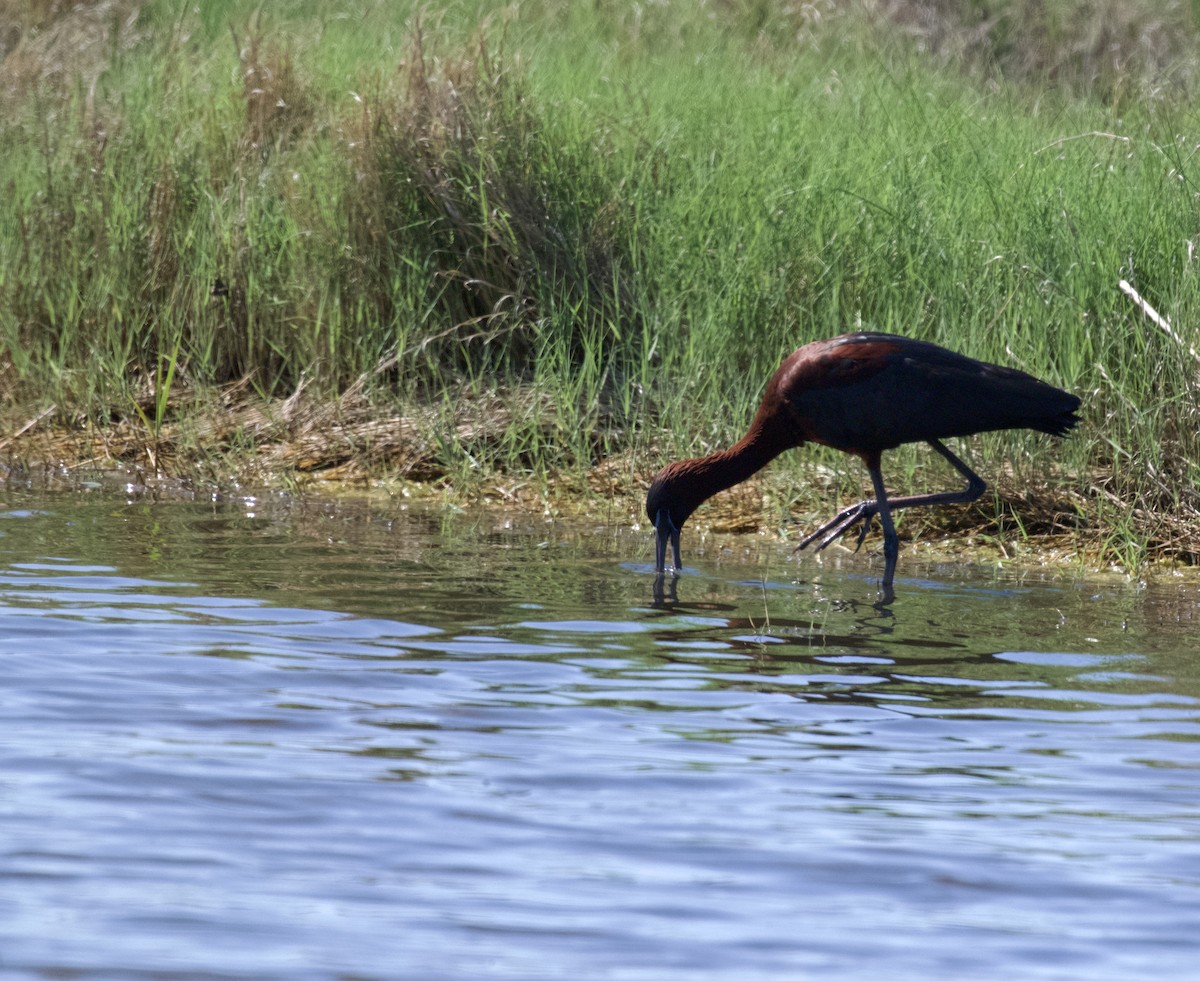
[[2, 0, 1200, 568]]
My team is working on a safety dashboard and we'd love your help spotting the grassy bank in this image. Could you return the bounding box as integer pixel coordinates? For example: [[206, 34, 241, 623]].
[[3, 0, 1200, 571]]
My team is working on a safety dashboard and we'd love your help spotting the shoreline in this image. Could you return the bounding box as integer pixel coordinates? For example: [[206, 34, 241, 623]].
[[4, 386, 1185, 581]]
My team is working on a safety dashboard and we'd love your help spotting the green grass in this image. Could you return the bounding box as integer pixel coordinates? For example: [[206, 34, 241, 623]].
[[3, 0, 1200, 568]]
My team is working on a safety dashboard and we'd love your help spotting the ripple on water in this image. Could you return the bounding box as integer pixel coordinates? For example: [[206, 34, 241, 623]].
[[0, 495, 1198, 980]]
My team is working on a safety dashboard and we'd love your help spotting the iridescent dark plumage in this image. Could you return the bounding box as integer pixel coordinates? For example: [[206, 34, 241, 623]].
[[646, 332, 1081, 600]]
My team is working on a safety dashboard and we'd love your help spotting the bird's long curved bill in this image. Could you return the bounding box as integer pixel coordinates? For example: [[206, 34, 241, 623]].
[[654, 509, 681, 573]]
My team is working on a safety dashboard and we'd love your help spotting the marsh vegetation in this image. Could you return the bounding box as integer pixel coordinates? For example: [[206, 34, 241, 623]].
[[3, 0, 1200, 571]]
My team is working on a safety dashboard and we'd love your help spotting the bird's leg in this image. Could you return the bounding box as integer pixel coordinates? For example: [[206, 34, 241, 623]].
[[794, 445, 892, 554], [867, 462, 898, 601], [794, 440, 987, 555], [888, 439, 988, 512]]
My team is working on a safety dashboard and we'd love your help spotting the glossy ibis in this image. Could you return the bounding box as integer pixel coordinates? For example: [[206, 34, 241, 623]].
[[645, 332, 1080, 599]]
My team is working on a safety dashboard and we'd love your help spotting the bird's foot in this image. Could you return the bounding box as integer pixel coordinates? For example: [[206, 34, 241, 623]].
[[793, 500, 881, 554]]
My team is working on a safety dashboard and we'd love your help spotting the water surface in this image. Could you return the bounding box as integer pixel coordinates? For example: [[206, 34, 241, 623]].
[[0, 489, 1197, 979]]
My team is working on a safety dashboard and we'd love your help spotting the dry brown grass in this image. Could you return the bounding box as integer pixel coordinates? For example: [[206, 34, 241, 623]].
[[0, 378, 564, 488], [721, 0, 1199, 99], [865, 0, 1197, 98], [0, 0, 142, 107], [0, 385, 1166, 574], [341, 20, 637, 380], [232, 15, 315, 155]]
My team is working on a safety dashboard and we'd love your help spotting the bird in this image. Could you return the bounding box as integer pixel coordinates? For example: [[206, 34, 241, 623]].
[[645, 332, 1081, 600]]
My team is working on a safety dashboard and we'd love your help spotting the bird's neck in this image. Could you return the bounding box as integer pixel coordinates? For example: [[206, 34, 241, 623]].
[[686, 426, 789, 504]]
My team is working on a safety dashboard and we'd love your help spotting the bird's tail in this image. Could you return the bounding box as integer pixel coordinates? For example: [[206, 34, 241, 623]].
[[1033, 401, 1082, 438]]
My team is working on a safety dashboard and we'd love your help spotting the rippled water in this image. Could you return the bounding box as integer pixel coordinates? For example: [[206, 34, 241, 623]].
[[0, 489, 1197, 980]]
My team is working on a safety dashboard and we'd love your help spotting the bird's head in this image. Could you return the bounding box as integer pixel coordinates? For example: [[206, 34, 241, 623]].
[[645, 462, 701, 574]]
